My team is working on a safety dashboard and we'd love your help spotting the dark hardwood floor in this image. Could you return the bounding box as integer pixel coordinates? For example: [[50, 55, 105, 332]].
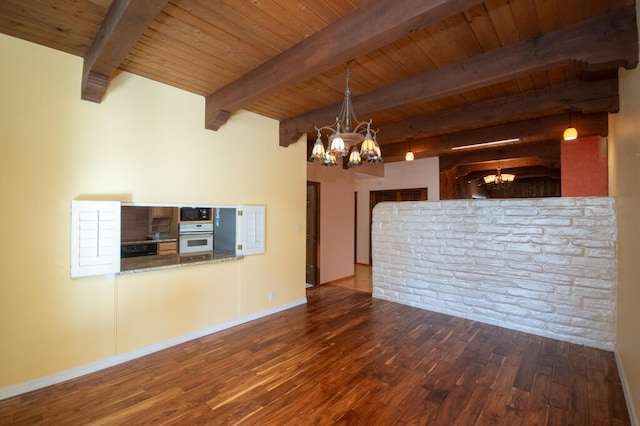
[[0, 285, 630, 425]]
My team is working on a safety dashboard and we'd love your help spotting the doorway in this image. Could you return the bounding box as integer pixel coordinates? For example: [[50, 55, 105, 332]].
[[306, 182, 320, 287], [368, 188, 428, 264]]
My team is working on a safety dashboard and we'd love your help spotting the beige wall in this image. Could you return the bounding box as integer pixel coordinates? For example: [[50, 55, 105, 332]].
[[307, 163, 356, 283], [609, 2, 640, 419], [0, 35, 306, 388], [610, 63, 640, 421]]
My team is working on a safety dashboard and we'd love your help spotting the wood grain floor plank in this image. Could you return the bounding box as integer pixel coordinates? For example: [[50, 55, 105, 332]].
[[454, 383, 492, 425], [569, 369, 591, 425], [547, 405, 568, 425], [514, 340, 542, 392], [522, 373, 552, 426], [476, 350, 523, 424], [0, 284, 631, 425]]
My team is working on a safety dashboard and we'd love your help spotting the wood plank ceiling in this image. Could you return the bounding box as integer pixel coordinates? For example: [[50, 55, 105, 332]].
[[1, 0, 638, 180]]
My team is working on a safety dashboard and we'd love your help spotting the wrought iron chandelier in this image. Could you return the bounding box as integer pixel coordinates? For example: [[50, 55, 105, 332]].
[[482, 168, 515, 189], [309, 61, 383, 167]]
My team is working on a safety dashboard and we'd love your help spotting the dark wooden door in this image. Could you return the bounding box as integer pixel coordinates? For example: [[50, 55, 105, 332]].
[[306, 182, 320, 287], [369, 188, 428, 264]]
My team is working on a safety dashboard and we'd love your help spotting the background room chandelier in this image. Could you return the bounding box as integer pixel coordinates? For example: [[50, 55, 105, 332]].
[[309, 61, 383, 167], [482, 168, 515, 189]]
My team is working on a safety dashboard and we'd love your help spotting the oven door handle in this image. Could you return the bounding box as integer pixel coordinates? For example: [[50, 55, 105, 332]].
[[180, 233, 213, 237]]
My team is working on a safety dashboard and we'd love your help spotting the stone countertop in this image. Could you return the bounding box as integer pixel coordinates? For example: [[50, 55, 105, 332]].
[[119, 250, 240, 274]]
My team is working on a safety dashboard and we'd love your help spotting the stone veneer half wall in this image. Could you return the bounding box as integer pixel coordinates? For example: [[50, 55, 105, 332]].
[[372, 197, 617, 349]]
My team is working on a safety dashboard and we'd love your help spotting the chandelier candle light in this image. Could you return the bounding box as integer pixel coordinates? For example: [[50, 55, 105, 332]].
[[309, 61, 383, 167]]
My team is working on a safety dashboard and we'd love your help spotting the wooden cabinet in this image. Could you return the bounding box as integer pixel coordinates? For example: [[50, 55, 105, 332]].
[[121, 206, 149, 242], [157, 241, 177, 255], [150, 207, 174, 218], [149, 207, 178, 238]]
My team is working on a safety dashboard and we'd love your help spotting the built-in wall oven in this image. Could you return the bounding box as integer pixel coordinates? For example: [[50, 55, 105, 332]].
[[179, 223, 214, 254]]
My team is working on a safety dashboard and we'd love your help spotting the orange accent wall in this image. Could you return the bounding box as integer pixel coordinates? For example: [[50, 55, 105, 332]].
[[561, 136, 608, 196]]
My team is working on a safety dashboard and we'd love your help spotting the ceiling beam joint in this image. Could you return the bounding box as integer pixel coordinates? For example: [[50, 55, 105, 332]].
[[81, 0, 169, 103]]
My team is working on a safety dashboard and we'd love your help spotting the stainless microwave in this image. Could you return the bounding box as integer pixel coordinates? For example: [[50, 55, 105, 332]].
[[180, 207, 212, 221]]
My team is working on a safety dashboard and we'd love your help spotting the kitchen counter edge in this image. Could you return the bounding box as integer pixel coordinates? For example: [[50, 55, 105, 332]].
[[118, 253, 243, 275]]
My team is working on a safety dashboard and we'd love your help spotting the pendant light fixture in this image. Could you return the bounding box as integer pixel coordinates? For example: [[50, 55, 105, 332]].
[[563, 111, 578, 141], [405, 140, 414, 161], [309, 61, 383, 167]]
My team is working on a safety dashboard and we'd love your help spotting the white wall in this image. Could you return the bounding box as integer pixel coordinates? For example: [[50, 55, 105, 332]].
[[355, 157, 440, 264]]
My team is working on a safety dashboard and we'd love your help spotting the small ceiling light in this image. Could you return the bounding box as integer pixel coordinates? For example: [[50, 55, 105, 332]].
[[563, 111, 578, 141], [563, 126, 578, 141], [405, 140, 414, 161]]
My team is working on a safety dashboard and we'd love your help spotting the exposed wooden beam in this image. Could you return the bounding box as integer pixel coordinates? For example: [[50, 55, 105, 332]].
[[383, 140, 559, 166], [378, 78, 616, 144], [438, 140, 562, 171], [440, 161, 562, 201], [376, 112, 608, 160], [323, 112, 607, 165], [370, 140, 560, 165], [204, 0, 482, 130], [81, 0, 169, 103], [465, 165, 561, 181], [454, 158, 561, 177], [281, 6, 637, 146]]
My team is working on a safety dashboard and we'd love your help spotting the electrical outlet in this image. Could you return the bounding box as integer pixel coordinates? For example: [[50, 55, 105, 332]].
[[269, 292, 275, 301]]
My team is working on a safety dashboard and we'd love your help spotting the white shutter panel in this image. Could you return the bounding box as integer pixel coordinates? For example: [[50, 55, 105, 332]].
[[71, 200, 121, 277], [236, 205, 265, 256]]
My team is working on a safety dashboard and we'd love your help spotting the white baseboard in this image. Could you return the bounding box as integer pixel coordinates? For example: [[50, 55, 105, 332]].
[[615, 350, 639, 426], [0, 297, 307, 401]]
